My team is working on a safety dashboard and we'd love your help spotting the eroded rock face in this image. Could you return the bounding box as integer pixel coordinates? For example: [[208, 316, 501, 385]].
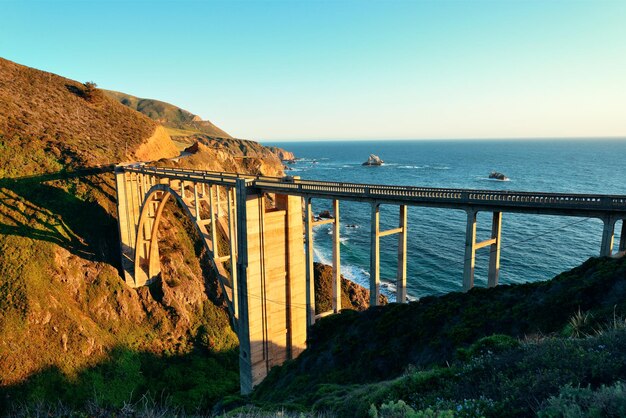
[[267, 146, 296, 162], [179, 137, 285, 177], [134, 125, 179, 162]]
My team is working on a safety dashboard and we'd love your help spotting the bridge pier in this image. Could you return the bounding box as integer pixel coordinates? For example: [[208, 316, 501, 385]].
[[463, 210, 502, 291], [370, 203, 409, 304], [370, 203, 380, 306], [236, 180, 307, 394], [619, 219, 626, 253], [601, 216, 617, 257], [332, 199, 341, 313]]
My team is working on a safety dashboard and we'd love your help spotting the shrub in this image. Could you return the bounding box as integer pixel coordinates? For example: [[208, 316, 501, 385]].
[[83, 81, 100, 102], [539, 381, 626, 417], [456, 334, 519, 361]]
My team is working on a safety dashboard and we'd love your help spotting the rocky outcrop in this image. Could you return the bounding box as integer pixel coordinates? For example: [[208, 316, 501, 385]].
[[489, 171, 509, 181], [362, 154, 384, 166], [178, 136, 285, 177], [267, 146, 296, 162], [314, 262, 388, 314]]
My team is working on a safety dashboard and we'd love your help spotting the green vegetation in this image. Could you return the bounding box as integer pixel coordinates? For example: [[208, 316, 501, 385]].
[[250, 256, 626, 416]]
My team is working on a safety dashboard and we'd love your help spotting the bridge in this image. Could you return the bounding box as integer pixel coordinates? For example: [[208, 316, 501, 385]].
[[114, 163, 626, 394]]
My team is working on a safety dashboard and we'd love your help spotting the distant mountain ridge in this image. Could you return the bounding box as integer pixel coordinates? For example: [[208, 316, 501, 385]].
[[104, 90, 232, 139]]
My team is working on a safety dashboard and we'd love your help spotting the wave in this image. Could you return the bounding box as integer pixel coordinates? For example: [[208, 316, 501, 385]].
[[479, 177, 511, 182], [312, 245, 409, 302]]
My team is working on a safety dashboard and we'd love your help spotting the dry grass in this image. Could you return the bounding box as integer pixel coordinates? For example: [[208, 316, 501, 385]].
[[0, 57, 164, 176]]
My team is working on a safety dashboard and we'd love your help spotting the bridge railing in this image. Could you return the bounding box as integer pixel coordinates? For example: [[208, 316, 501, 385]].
[[122, 164, 626, 212]]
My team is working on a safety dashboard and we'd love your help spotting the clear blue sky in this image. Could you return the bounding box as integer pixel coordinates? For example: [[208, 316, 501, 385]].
[[1, 0, 625, 141]]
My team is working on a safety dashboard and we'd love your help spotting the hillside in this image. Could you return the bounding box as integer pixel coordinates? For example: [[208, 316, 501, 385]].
[[0, 58, 178, 177], [0, 57, 289, 414], [251, 255, 626, 416], [104, 90, 232, 139]]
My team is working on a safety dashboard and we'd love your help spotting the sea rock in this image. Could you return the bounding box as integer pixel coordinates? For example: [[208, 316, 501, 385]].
[[362, 154, 384, 166], [489, 171, 509, 181], [319, 210, 333, 219]]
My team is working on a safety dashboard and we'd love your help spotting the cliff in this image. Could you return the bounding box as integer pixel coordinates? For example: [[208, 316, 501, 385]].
[[266, 146, 296, 161], [175, 135, 285, 177]]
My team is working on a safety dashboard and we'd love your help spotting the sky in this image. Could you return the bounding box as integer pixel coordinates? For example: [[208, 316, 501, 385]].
[[1, 0, 625, 141]]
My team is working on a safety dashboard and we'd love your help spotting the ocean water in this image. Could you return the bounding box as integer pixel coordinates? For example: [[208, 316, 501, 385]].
[[264, 139, 626, 301]]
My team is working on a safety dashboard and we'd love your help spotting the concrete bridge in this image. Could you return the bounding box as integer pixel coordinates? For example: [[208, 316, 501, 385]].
[[115, 163, 626, 393]]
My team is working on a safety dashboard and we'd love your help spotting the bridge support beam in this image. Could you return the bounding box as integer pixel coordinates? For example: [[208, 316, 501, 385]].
[[464, 210, 502, 291], [115, 167, 136, 285], [619, 219, 626, 253], [332, 199, 341, 313], [488, 212, 502, 287], [236, 180, 307, 394], [305, 197, 316, 327], [397, 205, 408, 303], [370, 202, 381, 306], [601, 216, 617, 257], [463, 210, 477, 291]]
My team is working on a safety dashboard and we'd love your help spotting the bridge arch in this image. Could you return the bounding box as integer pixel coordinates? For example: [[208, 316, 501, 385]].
[[132, 183, 238, 323]]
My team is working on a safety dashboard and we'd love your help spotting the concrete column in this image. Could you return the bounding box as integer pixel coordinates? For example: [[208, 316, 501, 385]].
[[114, 166, 134, 285], [216, 185, 222, 217], [397, 205, 408, 303], [332, 199, 341, 313], [463, 209, 477, 291], [487, 211, 502, 288], [304, 197, 316, 327], [137, 174, 144, 205], [129, 173, 140, 248], [619, 219, 626, 253], [227, 187, 238, 319], [600, 216, 616, 257], [235, 179, 252, 395], [209, 185, 219, 259], [370, 202, 380, 307], [193, 182, 200, 221], [283, 194, 307, 358], [148, 193, 169, 281]]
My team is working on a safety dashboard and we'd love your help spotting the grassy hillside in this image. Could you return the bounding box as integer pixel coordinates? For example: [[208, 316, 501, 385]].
[[0, 58, 178, 177], [0, 58, 241, 413], [252, 256, 626, 416], [105, 90, 232, 139]]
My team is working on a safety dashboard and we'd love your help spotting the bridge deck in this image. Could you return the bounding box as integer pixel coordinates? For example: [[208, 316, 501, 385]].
[[125, 165, 626, 217]]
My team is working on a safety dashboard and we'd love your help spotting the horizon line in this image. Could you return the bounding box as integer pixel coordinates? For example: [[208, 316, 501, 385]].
[[257, 135, 626, 143]]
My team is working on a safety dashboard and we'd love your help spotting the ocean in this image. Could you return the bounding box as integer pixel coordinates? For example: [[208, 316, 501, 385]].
[[263, 139, 626, 301]]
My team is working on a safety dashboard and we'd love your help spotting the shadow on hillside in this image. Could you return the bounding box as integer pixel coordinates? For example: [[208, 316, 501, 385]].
[[0, 345, 241, 415], [0, 168, 118, 263]]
